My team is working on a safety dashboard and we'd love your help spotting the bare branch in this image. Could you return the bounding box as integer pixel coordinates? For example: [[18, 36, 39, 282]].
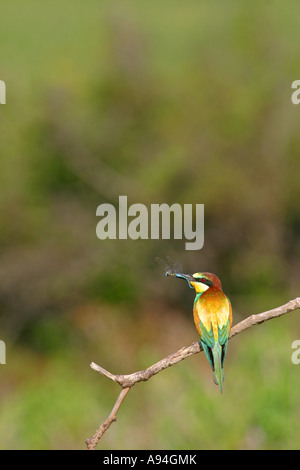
[[86, 387, 130, 450], [229, 297, 300, 339], [86, 297, 300, 449], [90, 363, 120, 383], [91, 342, 202, 389]]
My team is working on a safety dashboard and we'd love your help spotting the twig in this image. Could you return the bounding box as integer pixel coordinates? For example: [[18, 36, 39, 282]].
[[86, 387, 130, 451], [86, 297, 300, 449]]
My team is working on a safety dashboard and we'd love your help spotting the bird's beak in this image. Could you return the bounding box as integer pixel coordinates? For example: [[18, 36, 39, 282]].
[[172, 272, 196, 289]]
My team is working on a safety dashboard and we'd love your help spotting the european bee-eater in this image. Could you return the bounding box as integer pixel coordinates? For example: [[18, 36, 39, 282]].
[[168, 271, 232, 392]]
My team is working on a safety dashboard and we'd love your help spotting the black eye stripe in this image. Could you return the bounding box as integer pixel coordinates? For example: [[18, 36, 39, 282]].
[[193, 276, 214, 287]]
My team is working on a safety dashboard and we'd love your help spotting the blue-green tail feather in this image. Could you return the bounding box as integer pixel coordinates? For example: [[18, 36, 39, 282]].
[[199, 320, 230, 393], [212, 342, 224, 393]]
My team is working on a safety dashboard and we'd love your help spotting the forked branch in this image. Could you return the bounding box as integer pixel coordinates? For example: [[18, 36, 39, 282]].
[[86, 297, 300, 450]]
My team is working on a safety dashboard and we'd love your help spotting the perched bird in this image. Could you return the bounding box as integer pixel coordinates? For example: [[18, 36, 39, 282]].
[[167, 270, 232, 392]]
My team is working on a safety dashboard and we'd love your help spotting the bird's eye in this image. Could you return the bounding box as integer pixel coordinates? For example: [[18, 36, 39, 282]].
[[200, 278, 207, 283]]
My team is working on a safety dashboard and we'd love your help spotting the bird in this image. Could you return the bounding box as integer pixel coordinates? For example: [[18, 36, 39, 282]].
[[167, 270, 232, 392]]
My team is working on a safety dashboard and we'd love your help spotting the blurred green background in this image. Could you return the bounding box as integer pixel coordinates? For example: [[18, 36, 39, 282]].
[[1, 0, 300, 450]]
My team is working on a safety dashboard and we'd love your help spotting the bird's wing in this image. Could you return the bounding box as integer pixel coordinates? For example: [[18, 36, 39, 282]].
[[194, 294, 232, 346]]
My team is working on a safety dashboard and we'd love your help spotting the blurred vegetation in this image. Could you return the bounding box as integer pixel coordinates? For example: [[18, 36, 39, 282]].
[[0, 0, 300, 449]]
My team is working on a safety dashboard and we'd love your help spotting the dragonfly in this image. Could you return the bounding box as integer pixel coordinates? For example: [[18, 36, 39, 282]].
[[155, 256, 183, 278]]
